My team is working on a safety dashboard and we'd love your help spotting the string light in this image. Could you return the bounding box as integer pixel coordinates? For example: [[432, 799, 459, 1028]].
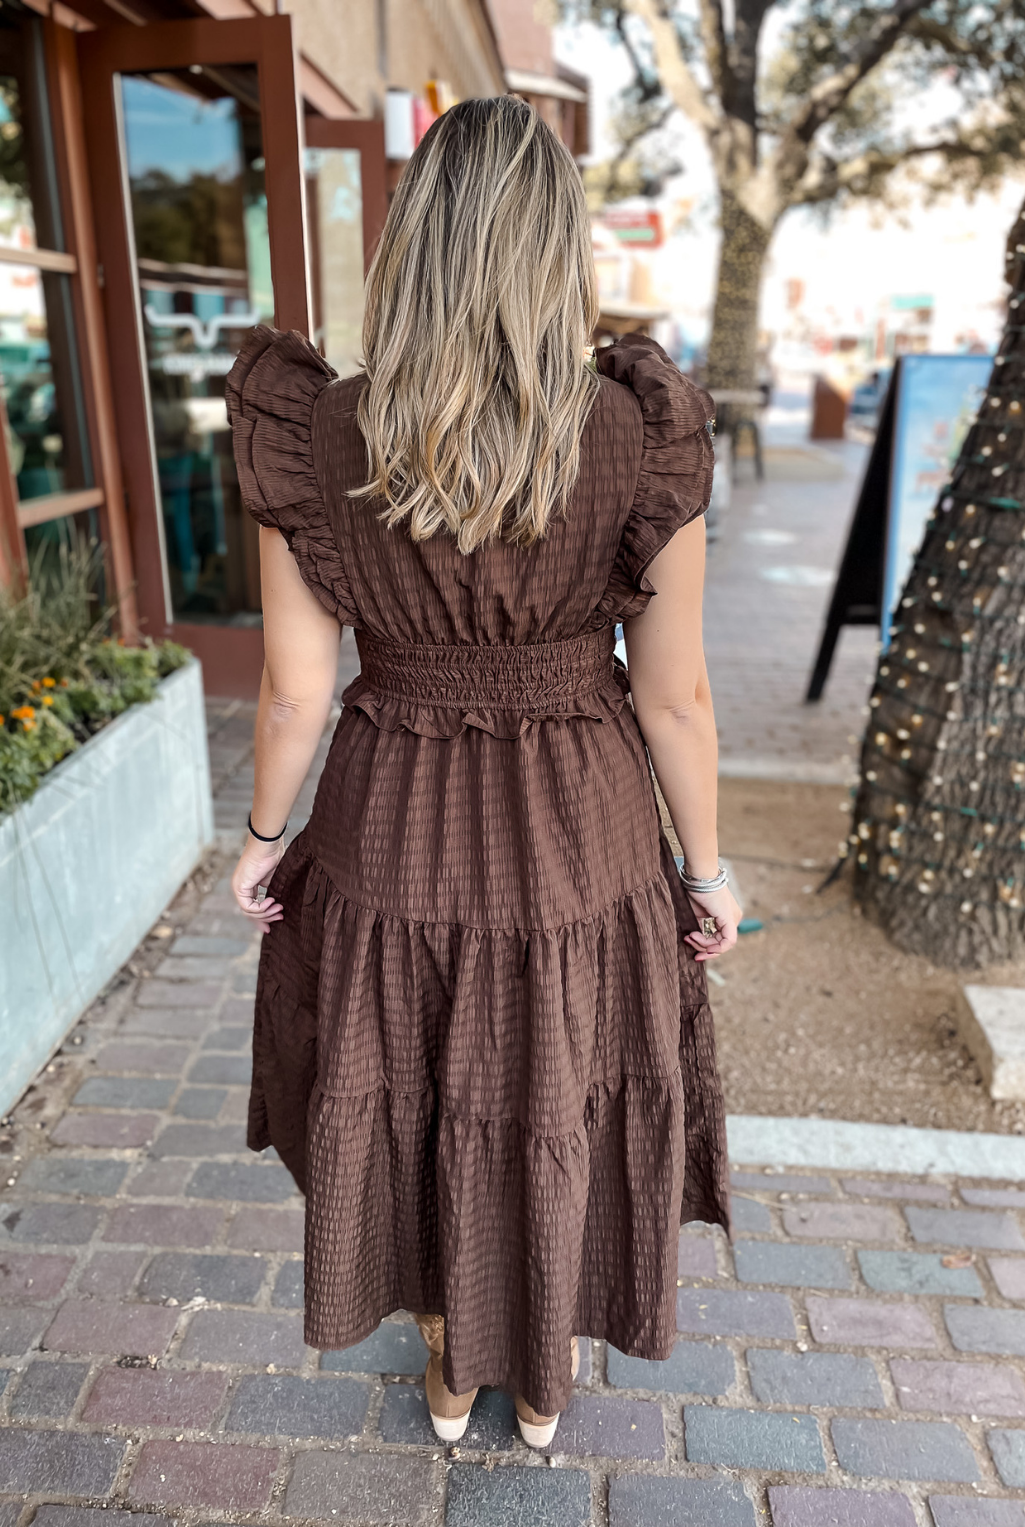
[[848, 267, 1025, 936], [847, 237, 1025, 934]]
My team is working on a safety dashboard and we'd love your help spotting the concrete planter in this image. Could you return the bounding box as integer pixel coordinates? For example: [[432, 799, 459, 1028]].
[[0, 660, 213, 1115], [959, 985, 1025, 1100]]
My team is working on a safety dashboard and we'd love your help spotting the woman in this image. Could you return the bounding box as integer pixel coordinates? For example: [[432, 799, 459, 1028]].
[[226, 96, 738, 1449]]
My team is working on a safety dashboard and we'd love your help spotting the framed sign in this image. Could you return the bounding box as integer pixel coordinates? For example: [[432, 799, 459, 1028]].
[[807, 352, 993, 700], [881, 353, 991, 641]]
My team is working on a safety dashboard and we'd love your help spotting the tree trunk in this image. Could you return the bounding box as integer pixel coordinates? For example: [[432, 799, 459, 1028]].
[[704, 188, 773, 391], [851, 198, 1025, 967]]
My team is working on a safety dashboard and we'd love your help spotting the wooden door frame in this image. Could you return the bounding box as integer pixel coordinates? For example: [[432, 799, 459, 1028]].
[[45, 18, 138, 639], [0, 13, 134, 608], [304, 116, 387, 275], [77, 15, 310, 670]]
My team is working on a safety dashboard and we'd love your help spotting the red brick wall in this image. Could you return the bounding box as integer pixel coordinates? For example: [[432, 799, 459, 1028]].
[[488, 0, 554, 76]]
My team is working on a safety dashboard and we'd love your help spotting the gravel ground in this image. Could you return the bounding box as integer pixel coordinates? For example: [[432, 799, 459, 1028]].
[[699, 779, 1025, 1135]]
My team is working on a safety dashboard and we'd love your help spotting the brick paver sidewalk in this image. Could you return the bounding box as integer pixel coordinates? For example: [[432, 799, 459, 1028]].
[[704, 436, 877, 784], [3, 859, 1025, 1527], [3, 544, 1024, 1527]]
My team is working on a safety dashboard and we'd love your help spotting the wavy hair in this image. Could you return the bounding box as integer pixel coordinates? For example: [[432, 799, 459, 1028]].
[[353, 95, 600, 552]]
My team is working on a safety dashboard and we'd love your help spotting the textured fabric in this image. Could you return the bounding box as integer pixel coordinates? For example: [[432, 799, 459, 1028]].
[[343, 626, 628, 738], [227, 325, 729, 1415]]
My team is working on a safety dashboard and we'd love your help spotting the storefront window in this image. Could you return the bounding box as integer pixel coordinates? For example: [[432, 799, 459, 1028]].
[[307, 146, 364, 378], [0, 14, 61, 255], [0, 15, 92, 505], [121, 67, 273, 622], [0, 266, 89, 500], [0, 74, 39, 255]]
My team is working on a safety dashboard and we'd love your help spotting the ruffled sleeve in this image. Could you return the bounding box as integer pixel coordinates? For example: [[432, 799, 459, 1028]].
[[225, 325, 358, 624], [595, 334, 715, 621]]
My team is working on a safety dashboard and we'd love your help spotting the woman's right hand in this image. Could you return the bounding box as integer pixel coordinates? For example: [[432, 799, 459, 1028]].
[[231, 834, 286, 934], [683, 885, 742, 962]]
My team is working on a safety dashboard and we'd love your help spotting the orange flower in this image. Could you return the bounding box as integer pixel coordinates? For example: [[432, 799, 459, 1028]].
[[60, 678, 69, 687], [21, 718, 36, 731], [30, 679, 41, 693], [41, 695, 53, 707], [11, 704, 35, 720], [42, 676, 55, 688], [0, 714, 5, 725]]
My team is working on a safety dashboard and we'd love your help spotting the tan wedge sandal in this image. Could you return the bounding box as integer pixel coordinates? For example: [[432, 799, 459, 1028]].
[[414, 1313, 479, 1442], [515, 1336, 580, 1449]]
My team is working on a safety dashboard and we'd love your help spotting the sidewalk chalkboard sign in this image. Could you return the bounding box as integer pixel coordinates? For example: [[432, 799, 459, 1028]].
[[806, 353, 992, 701]]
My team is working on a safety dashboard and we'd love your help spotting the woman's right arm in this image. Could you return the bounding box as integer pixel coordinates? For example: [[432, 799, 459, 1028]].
[[231, 526, 341, 930], [623, 516, 741, 960]]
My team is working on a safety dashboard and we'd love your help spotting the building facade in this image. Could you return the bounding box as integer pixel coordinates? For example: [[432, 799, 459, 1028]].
[[488, 0, 588, 157], [0, 0, 582, 695]]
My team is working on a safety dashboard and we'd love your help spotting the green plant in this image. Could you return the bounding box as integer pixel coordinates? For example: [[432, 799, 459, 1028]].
[[0, 537, 191, 813], [0, 708, 77, 814]]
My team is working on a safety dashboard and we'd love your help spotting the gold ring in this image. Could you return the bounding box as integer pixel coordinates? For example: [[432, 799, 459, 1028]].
[[701, 916, 718, 937]]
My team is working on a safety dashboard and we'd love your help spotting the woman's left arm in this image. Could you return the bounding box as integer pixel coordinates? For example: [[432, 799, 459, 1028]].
[[231, 526, 341, 931]]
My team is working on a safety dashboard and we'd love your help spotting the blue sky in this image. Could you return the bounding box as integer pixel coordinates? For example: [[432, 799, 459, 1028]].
[[121, 75, 243, 184]]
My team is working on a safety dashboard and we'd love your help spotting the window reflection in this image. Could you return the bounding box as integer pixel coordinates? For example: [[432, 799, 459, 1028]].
[[0, 14, 62, 254], [0, 266, 89, 500], [0, 15, 91, 503], [0, 74, 36, 255], [122, 70, 273, 622], [307, 146, 365, 378]]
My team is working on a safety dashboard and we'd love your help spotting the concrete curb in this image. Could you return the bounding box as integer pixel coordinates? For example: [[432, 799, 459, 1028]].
[[727, 1113, 1025, 1179], [717, 756, 855, 786]]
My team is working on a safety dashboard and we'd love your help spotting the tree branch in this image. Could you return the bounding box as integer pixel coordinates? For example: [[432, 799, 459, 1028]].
[[623, 0, 721, 137], [787, 0, 931, 147], [697, 0, 730, 106], [746, 0, 935, 222], [792, 136, 978, 205], [614, 10, 659, 99], [590, 100, 677, 203], [906, 14, 980, 60], [730, 0, 773, 131]]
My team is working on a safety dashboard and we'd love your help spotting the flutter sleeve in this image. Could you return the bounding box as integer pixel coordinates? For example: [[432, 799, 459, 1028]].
[[225, 325, 357, 624], [596, 334, 716, 621]]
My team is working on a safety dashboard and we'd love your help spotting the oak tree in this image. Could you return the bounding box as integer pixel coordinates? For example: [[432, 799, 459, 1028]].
[[574, 1, 1025, 390]]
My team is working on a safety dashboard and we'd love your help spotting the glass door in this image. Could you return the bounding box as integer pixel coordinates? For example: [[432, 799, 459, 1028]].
[[123, 69, 270, 623], [305, 118, 385, 379], [0, 12, 113, 599], [78, 17, 309, 695]]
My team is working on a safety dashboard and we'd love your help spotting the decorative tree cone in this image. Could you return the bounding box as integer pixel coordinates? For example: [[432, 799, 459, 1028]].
[[851, 198, 1025, 967]]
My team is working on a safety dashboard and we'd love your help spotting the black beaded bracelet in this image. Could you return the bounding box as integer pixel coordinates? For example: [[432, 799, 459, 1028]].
[[247, 812, 287, 843]]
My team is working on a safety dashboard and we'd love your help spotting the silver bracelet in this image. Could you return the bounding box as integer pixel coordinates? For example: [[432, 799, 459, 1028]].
[[679, 862, 728, 894]]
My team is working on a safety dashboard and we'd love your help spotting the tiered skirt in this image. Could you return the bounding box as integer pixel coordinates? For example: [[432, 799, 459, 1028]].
[[248, 701, 729, 1414]]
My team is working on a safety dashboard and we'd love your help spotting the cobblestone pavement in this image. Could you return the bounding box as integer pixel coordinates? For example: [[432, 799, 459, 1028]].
[[4, 868, 1025, 1527]]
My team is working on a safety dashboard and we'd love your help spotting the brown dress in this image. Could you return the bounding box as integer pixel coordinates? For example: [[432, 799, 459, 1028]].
[[226, 327, 730, 1415]]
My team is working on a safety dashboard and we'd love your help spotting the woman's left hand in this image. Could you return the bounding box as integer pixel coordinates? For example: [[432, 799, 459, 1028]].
[[684, 885, 742, 962], [231, 835, 287, 934]]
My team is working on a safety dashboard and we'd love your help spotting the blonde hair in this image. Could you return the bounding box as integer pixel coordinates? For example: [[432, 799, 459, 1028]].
[[354, 95, 600, 552]]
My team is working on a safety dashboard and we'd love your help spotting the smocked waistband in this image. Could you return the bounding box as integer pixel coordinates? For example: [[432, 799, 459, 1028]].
[[353, 627, 617, 711]]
